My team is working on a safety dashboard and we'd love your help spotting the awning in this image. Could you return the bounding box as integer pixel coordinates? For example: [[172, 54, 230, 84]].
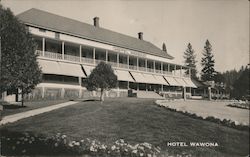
[[142, 73, 158, 84], [130, 72, 147, 83], [38, 59, 85, 77], [81, 65, 94, 76], [153, 75, 169, 85], [174, 77, 187, 87], [183, 78, 197, 88], [114, 70, 135, 82], [164, 76, 181, 86]]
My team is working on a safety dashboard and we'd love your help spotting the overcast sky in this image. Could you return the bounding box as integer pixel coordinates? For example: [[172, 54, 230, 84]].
[[2, 0, 249, 73]]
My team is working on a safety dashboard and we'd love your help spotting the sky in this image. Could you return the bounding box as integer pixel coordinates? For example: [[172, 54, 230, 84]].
[[1, 0, 249, 73]]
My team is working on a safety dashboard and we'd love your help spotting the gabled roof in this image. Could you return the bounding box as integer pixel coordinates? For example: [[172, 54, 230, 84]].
[[17, 8, 174, 59]]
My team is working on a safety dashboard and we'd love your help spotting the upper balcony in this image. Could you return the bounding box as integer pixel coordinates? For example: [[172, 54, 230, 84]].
[[34, 37, 191, 78]]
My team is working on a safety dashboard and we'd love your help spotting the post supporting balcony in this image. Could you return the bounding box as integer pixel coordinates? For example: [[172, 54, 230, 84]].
[[145, 59, 147, 72], [117, 53, 119, 67], [137, 57, 139, 70], [62, 41, 65, 60], [161, 62, 163, 74], [127, 55, 129, 69], [106, 50, 108, 63], [79, 45, 82, 62], [93, 48, 96, 65], [42, 37, 45, 56], [153, 61, 155, 73]]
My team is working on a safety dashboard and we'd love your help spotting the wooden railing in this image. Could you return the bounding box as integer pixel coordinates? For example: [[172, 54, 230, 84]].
[[35, 50, 190, 78]]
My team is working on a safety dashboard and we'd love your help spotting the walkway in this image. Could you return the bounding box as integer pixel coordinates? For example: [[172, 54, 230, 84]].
[[0, 101, 78, 125], [156, 100, 249, 125]]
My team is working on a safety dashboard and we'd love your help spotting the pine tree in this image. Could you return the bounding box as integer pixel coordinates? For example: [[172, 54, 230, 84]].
[[201, 40, 216, 81], [0, 4, 42, 105], [183, 43, 197, 79]]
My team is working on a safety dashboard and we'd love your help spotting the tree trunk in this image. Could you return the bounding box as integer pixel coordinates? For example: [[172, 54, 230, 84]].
[[21, 87, 24, 107], [100, 89, 105, 102]]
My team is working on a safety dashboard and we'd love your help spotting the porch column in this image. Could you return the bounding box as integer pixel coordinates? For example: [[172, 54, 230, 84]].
[[183, 87, 186, 101], [174, 65, 176, 75], [79, 45, 82, 62], [127, 55, 129, 69], [137, 57, 139, 70], [168, 64, 170, 72], [117, 53, 119, 67], [127, 81, 129, 90], [161, 62, 163, 74], [42, 37, 45, 56], [42, 86, 45, 98], [93, 48, 96, 65], [137, 83, 139, 91], [106, 50, 108, 63], [145, 59, 147, 72], [62, 41, 65, 60], [180, 66, 182, 77], [208, 87, 212, 101], [153, 61, 155, 73]]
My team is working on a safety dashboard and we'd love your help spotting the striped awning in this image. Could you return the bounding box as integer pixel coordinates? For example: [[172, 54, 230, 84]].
[[114, 70, 135, 82], [183, 78, 197, 88], [39, 59, 85, 77], [164, 76, 181, 86]]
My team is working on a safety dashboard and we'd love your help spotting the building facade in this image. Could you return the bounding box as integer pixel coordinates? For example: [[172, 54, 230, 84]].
[[3, 8, 196, 101]]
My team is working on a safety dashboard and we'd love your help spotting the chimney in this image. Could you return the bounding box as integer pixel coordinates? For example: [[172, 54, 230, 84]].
[[93, 17, 99, 27], [138, 32, 143, 40], [162, 43, 167, 52]]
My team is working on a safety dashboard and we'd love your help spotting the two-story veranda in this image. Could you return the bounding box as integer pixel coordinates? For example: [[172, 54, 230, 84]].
[[2, 8, 196, 101]]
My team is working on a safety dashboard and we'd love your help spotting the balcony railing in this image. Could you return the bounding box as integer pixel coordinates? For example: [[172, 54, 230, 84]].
[[64, 54, 80, 62], [138, 67, 146, 72], [81, 57, 94, 64], [162, 71, 172, 75], [119, 63, 128, 69], [155, 69, 162, 74], [147, 68, 154, 73], [108, 61, 118, 67], [36, 50, 190, 78], [44, 51, 62, 59], [129, 65, 137, 70]]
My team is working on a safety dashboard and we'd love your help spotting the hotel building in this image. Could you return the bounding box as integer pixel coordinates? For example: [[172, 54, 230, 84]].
[[3, 8, 196, 101]]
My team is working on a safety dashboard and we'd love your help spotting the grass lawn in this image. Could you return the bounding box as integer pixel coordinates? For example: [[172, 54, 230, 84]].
[[1, 98, 249, 156], [1, 99, 68, 116]]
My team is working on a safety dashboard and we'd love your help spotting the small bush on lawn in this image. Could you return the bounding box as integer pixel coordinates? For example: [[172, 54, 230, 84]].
[[0, 129, 161, 157]]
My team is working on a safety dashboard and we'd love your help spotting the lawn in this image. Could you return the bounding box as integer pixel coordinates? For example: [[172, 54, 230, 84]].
[[1, 99, 68, 116], [1, 98, 249, 156]]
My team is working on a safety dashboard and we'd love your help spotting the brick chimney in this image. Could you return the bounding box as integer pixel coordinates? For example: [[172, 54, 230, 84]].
[[138, 32, 143, 40], [93, 17, 99, 27]]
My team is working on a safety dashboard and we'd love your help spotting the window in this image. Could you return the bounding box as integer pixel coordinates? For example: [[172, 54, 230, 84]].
[[43, 74, 79, 85]]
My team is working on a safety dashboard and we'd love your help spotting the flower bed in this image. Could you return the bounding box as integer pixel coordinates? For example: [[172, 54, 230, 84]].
[[1, 129, 161, 157], [227, 102, 250, 110], [156, 101, 249, 131]]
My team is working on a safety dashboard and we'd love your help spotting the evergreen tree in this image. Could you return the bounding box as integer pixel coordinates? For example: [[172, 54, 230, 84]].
[[85, 62, 117, 102], [183, 43, 197, 79], [0, 4, 42, 105], [201, 40, 216, 81], [232, 66, 249, 100]]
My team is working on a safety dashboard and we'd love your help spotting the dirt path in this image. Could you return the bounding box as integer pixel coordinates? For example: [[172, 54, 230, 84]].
[[0, 101, 78, 125]]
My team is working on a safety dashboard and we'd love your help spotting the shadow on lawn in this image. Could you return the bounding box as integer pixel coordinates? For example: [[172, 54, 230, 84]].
[[2, 105, 27, 109]]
